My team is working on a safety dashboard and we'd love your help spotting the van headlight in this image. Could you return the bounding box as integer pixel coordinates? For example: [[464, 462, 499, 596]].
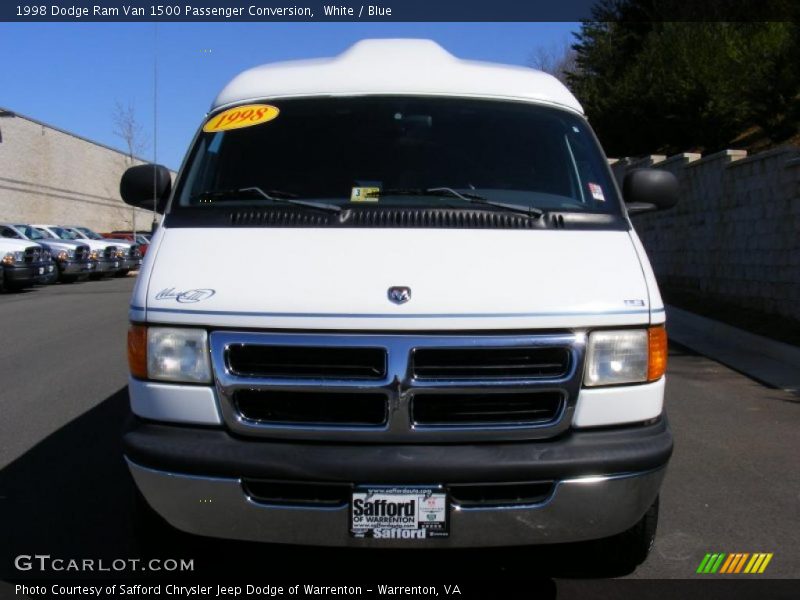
[[144, 327, 212, 383], [584, 327, 667, 386]]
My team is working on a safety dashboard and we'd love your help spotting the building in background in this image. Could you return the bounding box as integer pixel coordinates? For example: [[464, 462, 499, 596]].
[[0, 108, 168, 232]]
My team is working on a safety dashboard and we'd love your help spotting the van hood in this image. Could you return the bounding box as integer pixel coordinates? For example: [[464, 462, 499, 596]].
[[135, 228, 658, 331]]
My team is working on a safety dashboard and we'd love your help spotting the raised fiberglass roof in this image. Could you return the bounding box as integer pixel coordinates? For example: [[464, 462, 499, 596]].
[[212, 39, 583, 114]]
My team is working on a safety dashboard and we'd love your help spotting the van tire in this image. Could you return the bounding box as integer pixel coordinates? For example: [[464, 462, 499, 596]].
[[596, 496, 659, 573], [131, 486, 180, 553]]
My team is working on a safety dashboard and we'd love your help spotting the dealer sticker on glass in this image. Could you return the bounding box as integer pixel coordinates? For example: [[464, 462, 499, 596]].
[[351, 487, 448, 539]]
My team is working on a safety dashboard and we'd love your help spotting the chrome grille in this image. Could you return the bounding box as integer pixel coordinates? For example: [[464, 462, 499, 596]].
[[75, 245, 90, 261], [24, 246, 41, 263], [211, 332, 584, 443], [104, 245, 117, 258]]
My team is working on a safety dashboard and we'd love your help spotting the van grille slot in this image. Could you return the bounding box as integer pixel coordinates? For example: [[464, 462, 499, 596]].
[[343, 208, 536, 229], [448, 481, 555, 508], [413, 347, 570, 380], [227, 345, 387, 379], [225, 208, 536, 229], [242, 480, 351, 507], [412, 392, 563, 426], [234, 390, 388, 426]]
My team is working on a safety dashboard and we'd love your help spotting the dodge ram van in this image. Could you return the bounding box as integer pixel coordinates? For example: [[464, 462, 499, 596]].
[[120, 40, 678, 568]]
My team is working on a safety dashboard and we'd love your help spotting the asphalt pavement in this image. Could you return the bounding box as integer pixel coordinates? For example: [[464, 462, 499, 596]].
[[1, 277, 798, 586]]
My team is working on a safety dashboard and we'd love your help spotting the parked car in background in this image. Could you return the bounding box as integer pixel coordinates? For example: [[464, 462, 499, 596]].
[[0, 223, 93, 283], [101, 231, 150, 256], [0, 238, 49, 290], [64, 226, 142, 276], [32, 225, 119, 279]]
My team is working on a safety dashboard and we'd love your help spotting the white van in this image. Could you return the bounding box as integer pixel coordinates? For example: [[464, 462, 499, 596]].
[[120, 40, 678, 567]]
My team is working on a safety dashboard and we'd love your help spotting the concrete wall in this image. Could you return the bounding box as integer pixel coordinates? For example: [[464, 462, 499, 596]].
[[0, 110, 161, 233], [611, 147, 800, 323]]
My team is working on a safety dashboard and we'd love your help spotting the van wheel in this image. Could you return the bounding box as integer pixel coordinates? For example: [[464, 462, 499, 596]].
[[596, 496, 659, 573], [131, 486, 180, 553]]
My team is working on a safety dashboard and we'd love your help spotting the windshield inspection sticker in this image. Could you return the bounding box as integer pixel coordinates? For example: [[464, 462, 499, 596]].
[[351, 186, 381, 202], [351, 487, 448, 539], [202, 104, 279, 133], [588, 182, 606, 202]]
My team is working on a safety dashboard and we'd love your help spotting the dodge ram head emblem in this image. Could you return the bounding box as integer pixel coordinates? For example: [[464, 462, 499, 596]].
[[388, 286, 411, 305]]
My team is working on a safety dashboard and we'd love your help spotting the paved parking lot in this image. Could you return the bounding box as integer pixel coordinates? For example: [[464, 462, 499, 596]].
[[1, 277, 798, 582]]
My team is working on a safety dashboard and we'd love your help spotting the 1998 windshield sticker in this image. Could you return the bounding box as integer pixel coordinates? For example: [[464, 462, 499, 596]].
[[202, 104, 279, 133], [351, 487, 448, 539], [155, 288, 216, 303]]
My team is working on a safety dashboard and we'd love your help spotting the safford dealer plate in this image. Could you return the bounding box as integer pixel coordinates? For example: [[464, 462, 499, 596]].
[[350, 487, 448, 539]]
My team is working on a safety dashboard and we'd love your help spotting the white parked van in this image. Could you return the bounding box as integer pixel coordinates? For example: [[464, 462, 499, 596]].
[[120, 40, 678, 568]]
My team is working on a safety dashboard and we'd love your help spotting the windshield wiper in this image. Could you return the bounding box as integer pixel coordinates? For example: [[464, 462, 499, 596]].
[[375, 187, 544, 219], [193, 187, 341, 214]]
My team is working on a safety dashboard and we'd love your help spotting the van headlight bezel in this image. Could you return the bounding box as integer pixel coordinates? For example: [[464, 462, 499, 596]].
[[146, 326, 212, 384], [583, 329, 650, 387]]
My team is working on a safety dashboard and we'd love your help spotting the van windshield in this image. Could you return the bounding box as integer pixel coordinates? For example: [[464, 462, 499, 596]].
[[174, 97, 620, 214]]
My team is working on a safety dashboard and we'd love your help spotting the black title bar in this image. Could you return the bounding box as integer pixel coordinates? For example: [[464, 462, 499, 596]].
[[4, 0, 799, 22]]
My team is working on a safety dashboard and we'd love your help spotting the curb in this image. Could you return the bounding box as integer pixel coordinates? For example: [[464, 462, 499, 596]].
[[666, 305, 800, 394]]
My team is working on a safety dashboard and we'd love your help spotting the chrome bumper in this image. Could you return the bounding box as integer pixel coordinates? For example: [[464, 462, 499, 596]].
[[127, 460, 665, 548]]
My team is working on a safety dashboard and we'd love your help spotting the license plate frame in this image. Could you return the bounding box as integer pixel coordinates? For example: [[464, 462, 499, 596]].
[[350, 486, 449, 540]]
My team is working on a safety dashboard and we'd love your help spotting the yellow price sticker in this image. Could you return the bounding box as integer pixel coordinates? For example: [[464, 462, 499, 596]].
[[203, 104, 280, 133]]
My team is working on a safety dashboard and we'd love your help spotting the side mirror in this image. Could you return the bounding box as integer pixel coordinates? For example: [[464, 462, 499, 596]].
[[120, 164, 172, 214], [623, 169, 679, 215]]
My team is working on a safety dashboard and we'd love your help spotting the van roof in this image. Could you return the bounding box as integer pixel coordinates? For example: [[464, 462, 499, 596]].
[[212, 39, 583, 114]]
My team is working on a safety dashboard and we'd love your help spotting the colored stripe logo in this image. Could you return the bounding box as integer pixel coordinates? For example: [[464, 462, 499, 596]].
[[697, 553, 773, 574]]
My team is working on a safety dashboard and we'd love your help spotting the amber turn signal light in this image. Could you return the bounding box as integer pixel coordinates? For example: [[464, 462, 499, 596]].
[[647, 325, 668, 381], [128, 324, 148, 379]]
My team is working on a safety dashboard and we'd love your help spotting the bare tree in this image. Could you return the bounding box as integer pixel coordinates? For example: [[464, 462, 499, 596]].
[[112, 101, 149, 235], [528, 38, 578, 88], [113, 101, 149, 163]]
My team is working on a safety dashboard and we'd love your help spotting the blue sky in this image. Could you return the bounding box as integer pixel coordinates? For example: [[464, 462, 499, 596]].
[[1, 22, 578, 169]]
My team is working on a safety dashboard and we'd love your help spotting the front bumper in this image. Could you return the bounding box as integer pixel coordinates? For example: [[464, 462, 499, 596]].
[[120, 256, 142, 271], [124, 417, 672, 547], [93, 258, 120, 274], [3, 263, 42, 285], [58, 259, 94, 275]]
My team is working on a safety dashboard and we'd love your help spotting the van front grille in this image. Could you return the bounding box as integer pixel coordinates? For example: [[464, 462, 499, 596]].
[[234, 390, 388, 427], [411, 392, 563, 426], [412, 347, 570, 380], [227, 345, 387, 379], [211, 332, 582, 442]]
